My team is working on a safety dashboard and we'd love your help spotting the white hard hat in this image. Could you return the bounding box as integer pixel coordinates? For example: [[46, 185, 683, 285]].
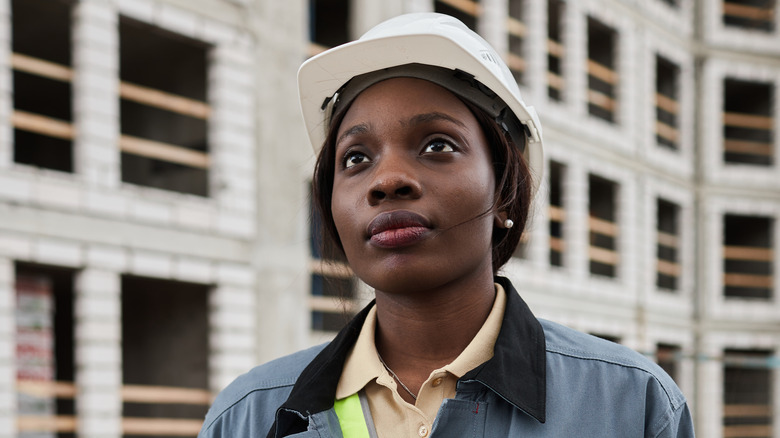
[[298, 12, 544, 194]]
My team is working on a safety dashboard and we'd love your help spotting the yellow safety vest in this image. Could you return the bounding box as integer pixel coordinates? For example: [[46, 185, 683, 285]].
[[333, 393, 371, 438]]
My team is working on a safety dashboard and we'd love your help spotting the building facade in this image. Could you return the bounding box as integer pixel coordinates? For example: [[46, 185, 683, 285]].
[[0, 0, 777, 437]]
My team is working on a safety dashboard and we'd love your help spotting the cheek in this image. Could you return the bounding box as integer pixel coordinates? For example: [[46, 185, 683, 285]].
[[330, 183, 358, 244]]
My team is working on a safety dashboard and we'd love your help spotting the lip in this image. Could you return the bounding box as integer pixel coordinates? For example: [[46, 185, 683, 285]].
[[366, 210, 433, 248]]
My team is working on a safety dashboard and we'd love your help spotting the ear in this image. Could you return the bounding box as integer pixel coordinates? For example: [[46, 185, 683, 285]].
[[494, 211, 509, 228]]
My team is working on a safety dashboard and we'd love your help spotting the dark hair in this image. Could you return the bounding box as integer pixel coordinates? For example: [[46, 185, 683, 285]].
[[312, 93, 533, 274]]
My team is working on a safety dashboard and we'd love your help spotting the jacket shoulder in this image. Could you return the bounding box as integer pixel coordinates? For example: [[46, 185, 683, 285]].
[[540, 319, 686, 409], [199, 343, 326, 437]]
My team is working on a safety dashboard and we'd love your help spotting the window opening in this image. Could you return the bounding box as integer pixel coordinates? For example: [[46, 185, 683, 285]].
[[587, 17, 618, 123], [723, 0, 776, 32], [308, 0, 351, 56], [310, 190, 357, 333], [656, 343, 681, 382], [549, 161, 565, 267], [119, 18, 210, 196], [655, 56, 680, 150], [723, 78, 774, 166], [547, 0, 565, 100], [656, 199, 680, 291], [121, 275, 210, 437], [723, 215, 774, 300], [11, 0, 73, 172], [723, 348, 774, 438], [660, 0, 679, 7], [507, 0, 526, 84], [589, 175, 618, 278], [435, 0, 481, 32], [15, 262, 75, 438]]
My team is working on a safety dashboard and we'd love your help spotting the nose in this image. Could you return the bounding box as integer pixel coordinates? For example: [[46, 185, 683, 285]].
[[367, 154, 422, 205]]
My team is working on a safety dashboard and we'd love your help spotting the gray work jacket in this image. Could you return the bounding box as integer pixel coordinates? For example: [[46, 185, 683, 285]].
[[199, 277, 694, 438]]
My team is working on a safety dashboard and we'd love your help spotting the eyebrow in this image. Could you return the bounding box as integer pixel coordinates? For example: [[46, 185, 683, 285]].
[[408, 112, 467, 129], [336, 112, 466, 146], [336, 123, 370, 146]]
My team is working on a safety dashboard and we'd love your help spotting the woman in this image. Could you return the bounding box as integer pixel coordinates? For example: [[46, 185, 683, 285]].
[[199, 13, 694, 438]]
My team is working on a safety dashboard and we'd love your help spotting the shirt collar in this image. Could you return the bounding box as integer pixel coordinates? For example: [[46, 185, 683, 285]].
[[268, 276, 546, 437], [335, 305, 383, 399], [335, 283, 508, 399]]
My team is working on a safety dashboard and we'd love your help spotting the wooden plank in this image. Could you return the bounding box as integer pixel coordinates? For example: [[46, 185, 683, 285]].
[[507, 16, 527, 37], [549, 236, 565, 252], [12, 53, 209, 119], [656, 120, 679, 143], [547, 71, 565, 91], [724, 139, 773, 156], [723, 273, 773, 288], [722, 424, 773, 438], [16, 380, 76, 399], [12, 110, 74, 140], [309, 260, 353, 279], [506, 52, 525, 72], [11, 53, 73, 82], [587, 59, 618, 85], [657, 231, 678, 248], [549, 205, 565, 222], [547, 39, 564, 58], [120, 135, 210, 169], [589, 246, 619, 265], [724, 245, 773, 262], [724, 404, 772, 417], [656, 259, 680, 277], [122, 385, 212, 405], [437, 0, 481, 16], [656, 93, 679, 115], [309, 295, 358, 314], [17, 415, 77, 433], [589, 216, 619, 237], [120, 82, 210, 120], [122, 417, 204, 436], [587, 89, 617, 112], [723, 2, 774, 21], [723, 112, 773, 130]]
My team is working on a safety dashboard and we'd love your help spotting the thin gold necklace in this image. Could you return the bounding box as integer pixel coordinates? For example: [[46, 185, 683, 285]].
[[377, 352, 417, 401]]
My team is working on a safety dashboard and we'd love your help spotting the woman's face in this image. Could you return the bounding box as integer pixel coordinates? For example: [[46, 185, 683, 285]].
[[331, 78, 497, 294]]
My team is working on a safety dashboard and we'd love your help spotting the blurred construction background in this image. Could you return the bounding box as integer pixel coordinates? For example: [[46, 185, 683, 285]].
[[0, 0, 778, 437]]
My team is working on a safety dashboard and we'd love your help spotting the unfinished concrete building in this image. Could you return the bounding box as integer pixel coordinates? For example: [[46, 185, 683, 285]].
[[0, 0, 778, 437]]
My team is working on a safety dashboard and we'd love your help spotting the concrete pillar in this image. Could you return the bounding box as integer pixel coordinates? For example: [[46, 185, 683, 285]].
[[72, 0, 120, 188], [564, 160, 588, 279], [74, 268, 121, 438], [0, 0, 11, 171], [208, 44, 257, 239], [0, 258, 14, 438], [209, 277, 257, 391]]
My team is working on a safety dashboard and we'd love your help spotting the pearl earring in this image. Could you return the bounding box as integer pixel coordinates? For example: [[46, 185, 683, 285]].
[[503, 219, 514, 229]]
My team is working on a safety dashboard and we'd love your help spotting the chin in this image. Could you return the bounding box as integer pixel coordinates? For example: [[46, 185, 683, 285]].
[[356, 256, 491, 296]]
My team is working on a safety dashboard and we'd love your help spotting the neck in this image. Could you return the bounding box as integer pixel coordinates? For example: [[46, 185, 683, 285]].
[[372, 269, 497, 399]]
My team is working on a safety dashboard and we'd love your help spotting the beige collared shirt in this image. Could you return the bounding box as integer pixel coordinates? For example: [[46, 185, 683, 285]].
[[335, 284, 507, 438]]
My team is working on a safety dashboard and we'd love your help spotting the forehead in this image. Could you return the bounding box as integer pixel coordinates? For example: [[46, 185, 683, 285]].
[[338, 77, 476, 131]]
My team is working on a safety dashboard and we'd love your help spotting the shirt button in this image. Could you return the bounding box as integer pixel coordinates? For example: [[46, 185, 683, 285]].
[[432, 377, 443, 387], [418, 425, 429, 437]]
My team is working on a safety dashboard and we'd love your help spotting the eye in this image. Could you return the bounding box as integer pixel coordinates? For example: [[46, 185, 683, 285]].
[[344, 151, 371, 169], [423, 138, 455, 154]]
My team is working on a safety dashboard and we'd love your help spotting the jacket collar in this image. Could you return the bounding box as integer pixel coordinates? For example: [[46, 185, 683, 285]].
[[268, 276, 546, 437], [460, 276, 546, 422]]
